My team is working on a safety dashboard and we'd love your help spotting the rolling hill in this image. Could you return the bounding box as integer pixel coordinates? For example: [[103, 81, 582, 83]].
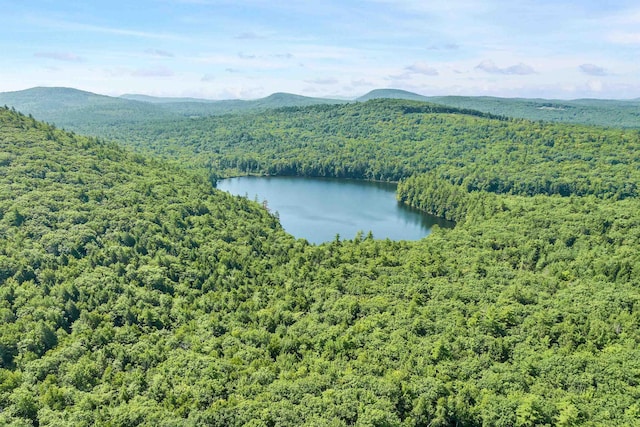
[[0, 86, 130, 112], [69, 98, 639, 201], [120, 94, 220, 103], [2, 106, 640, 425], [357, 89, 640, 128], [0, 87, 348, 123], [0, 86, 176, 127], [122, 92, 349, 117], [2, 86, 639, 129], [357, 88, 431, 102], [425, 95, 640, 128]]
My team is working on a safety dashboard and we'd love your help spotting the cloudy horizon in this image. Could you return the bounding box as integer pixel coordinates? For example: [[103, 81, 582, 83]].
[[1, 0, 639, 100]]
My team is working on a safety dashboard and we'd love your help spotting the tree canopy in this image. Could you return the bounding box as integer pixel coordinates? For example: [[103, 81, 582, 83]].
[[1, 104, 640, 426]]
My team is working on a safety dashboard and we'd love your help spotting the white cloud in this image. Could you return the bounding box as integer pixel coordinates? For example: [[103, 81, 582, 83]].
[[579, 63, 607, 76], [132, 66, 174, 77], [6, 1, 640, 99], [304, 77, 339, 85], [235, 31, 265, 40], [385, 73, 413, 81], [427, 43, 459, 51], [145, 49, 175, 58], [405, 62, 439, 76], [38, 18, 188, 41], [34, 52, 85, 62], [351, 79, 373, 87], [587, 79, 603, 92], [271, 53, 294, 59], [475, 60, 536, 75], [607, 31, 640, 45]]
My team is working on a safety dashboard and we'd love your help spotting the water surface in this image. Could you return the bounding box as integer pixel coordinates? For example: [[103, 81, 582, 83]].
[[217, 176, 453, 244]]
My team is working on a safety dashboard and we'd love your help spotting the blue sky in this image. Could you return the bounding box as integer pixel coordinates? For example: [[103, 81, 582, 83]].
[[1, 0, 639, 99]]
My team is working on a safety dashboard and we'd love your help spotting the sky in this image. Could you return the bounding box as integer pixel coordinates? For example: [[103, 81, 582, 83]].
[[1, 0, 639, 100]]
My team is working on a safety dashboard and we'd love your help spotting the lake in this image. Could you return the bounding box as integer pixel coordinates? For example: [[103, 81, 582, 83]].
[[216, 176, 453, 244]]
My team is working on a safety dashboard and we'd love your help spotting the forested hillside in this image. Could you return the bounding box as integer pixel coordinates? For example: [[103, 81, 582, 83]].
[[121, 92, 349, 117], [70, 99, 640, 200], [425, 96, 640, 129], [0, 87, 177, 128], [356, 89, 640, 128], [2, 87, 639, 129], [0, 88, 347, 125], [2, 98, 640, 426]]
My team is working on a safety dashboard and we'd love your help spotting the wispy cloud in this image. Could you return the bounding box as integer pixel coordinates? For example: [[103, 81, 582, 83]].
[[235, 31, 265, 40], [386, 73, 413, 81], [5, 1, 640, 99], [34, 52, 85, 62], [38, 18, 187, 41], [145, 49, 175, 58], [475, 60, 536, 75], [427, 43, 459, 51], [132, 66, 174, 77], [272, 53, 294, 59], [607, 31, 640, 45], [351, 78, 373, 87], [579, 63, 607, 76], [587, 80, 603, 92], [305, 77, 338, 85], [405, 62, 439, 76]]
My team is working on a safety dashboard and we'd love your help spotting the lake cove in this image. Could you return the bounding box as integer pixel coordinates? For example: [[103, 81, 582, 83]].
[[217, 176, 454, 244]]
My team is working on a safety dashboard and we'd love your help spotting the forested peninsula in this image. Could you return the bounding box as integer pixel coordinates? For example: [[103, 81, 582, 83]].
[[1, 96, 640, 426]]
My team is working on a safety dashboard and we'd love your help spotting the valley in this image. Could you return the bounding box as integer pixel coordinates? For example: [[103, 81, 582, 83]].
[[0, 89, 639, 426]]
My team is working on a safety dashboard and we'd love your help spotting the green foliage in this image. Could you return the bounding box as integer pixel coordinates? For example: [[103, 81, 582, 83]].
[[1, 105, 640, 426], [122, 92, 350, 117], [425, 95, 640, 129], [5, 86, 638, 129], [50, 99, 639, 201], [0, 87, 176, 129], [360, 89, 640, 128], [0, 87, 349, 126]]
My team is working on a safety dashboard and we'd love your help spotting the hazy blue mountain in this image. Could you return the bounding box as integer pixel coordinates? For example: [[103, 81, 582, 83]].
[[357, 89, 431, 102], [354, 89, 639, 127], [0, 86, 176, 126], [424, 95, 640, 128], [124, 92, 349, 117], [1, 86, 638, 129], [121, 94, 220, 104], [1, 87, 130, 113]]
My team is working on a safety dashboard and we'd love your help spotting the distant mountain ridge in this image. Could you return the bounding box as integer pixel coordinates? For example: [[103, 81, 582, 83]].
[[122, 91, 346, 105], [423, 95, 640, 127], [1, 86, 638, 128], [121, 93, 220, 104], [1, 87, 139, 113], [119, 91, 349, 116], [0, 87, 175, 127], [356, 89, 431, 102]]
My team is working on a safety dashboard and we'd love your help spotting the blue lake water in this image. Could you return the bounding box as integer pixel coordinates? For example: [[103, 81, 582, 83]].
[[217, 176, 453, 244]]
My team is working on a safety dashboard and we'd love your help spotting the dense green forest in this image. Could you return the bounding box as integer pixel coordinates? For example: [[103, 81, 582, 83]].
[[358, 90, 640, 129], [63, 99, 640, 200], [0, 87, 177, 128], [0, 87, 347, 127], [423, 95, 640, 129], [1, 100, 640, 427], [120, 92, 350, 117]]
